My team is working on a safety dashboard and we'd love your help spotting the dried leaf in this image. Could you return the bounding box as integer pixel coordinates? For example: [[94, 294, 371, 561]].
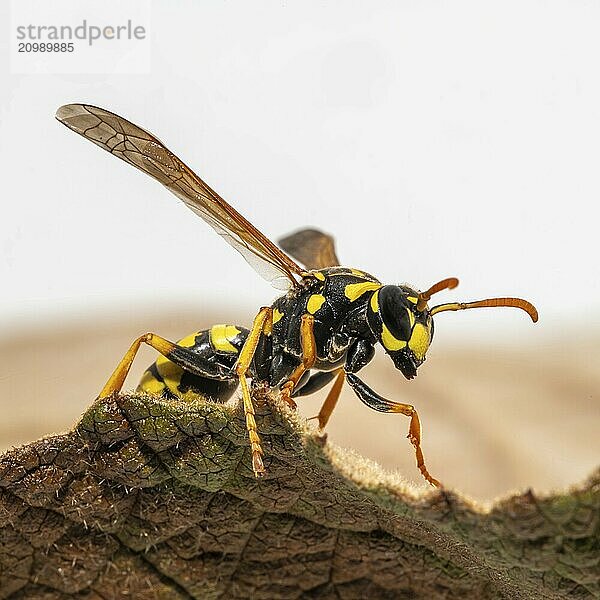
[[0, 391, 598, 599]]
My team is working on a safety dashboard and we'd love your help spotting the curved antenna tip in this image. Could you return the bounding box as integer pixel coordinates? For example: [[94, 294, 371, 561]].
[[431, 297, 539, 322]]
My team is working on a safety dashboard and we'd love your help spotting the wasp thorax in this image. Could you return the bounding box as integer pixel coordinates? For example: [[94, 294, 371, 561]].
[[367, 285, 433, 380]]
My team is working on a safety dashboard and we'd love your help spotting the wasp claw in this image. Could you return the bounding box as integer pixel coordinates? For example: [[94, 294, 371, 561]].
[[252, 452, 265, 477]]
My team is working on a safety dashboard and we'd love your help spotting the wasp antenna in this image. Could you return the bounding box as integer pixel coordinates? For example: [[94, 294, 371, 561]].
[[430, 297, 539, 322], [416, 277, 459, 311]]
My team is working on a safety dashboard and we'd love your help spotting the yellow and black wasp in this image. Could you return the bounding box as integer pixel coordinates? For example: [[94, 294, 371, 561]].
[[56, 104, 538, 487]]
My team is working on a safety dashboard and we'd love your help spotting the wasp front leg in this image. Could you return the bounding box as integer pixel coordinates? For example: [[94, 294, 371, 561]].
[[294, 337, 375, 430], [345, 372, 441, 488]]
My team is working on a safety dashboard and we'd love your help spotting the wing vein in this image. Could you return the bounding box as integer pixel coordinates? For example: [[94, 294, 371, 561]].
[[56, 103, 304, 290]]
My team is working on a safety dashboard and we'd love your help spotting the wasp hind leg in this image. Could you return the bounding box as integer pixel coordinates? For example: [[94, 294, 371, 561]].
[[99, 333, 182, 399], [100, 325, 247, 401]]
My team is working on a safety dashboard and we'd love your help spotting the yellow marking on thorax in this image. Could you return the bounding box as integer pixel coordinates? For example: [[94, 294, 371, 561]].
[[344, 281, 381, 302], [408, 323, 430, 360], [370, 290, 379, 312], [307, 294, 326, 314], [350, 268, 369, 277], [273, 308, 284, 324], [210, 324, 241, 353], [311, 271, 326, 281], [381, 323, 407, 351]]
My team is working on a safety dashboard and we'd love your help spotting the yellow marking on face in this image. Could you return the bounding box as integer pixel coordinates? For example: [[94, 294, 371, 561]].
[[312, 271, 326, 281], [408, 323, 430, 360], [273, 308, 284, 324], [210, 324, 240, 353], [406, 307, 415, 328], [407, 296, 418, 304], [307, 294, 326, 314], [344, 281, 381, 302], [177, 331, 201, 348], [381, 323, 407, 351], [370, 290, 379, 313]]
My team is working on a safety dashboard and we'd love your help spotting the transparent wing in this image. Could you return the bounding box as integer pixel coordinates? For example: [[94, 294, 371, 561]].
[[56, 103, 304, 290], [278, 228, 340, 270]]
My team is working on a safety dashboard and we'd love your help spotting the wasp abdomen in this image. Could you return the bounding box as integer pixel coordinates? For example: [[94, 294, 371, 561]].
[[137, 325, 249, 402]]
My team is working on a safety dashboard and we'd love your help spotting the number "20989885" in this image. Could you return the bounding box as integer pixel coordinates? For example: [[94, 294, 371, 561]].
[[18, 42, 74, 52]]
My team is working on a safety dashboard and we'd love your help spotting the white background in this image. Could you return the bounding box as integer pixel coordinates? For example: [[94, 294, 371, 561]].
[[2, 0, 600, 341]]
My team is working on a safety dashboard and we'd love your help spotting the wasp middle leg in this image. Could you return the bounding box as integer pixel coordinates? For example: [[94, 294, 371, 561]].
[[293, 369, 346, 430], [235, 307, 273, 477], [279, 314, 317, 406]]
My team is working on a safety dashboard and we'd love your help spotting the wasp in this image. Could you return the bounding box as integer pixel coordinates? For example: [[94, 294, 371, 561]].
[[55, 104, 538, 487]]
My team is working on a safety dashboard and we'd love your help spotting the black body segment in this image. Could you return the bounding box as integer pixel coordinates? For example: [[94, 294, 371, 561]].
[[138, 326, 248, 402], [138, 268, 383, 400]]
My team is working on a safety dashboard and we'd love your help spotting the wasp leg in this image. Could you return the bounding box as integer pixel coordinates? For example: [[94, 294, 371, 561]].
[[99, 331, 238, 399], [292, 370, 337, 398], [313, 369, 345, 430], [235, 307, 273, 478], [99, 333, 179, 398], [345, 373, 441, 488], [292, 369, 345, 429], [280, 314, 317, 407]]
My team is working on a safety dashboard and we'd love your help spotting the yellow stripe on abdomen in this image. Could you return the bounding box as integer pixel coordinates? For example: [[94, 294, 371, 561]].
[[138, 369, 167, 395], [210, 324, 241, 354]]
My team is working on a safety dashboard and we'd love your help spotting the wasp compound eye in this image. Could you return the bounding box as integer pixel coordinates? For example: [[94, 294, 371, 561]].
[[379, 285, 412, 341]]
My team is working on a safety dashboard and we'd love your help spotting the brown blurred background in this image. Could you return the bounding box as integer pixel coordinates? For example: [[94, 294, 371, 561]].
[[1, 303, 598, 503]]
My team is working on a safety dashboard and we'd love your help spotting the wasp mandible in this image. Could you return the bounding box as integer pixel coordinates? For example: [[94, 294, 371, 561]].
[[56, 104, 538, 487]]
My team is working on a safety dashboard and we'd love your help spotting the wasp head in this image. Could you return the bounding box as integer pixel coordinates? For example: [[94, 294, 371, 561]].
[[366, 284, 433, 379], [367, 278, 538, 380]]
